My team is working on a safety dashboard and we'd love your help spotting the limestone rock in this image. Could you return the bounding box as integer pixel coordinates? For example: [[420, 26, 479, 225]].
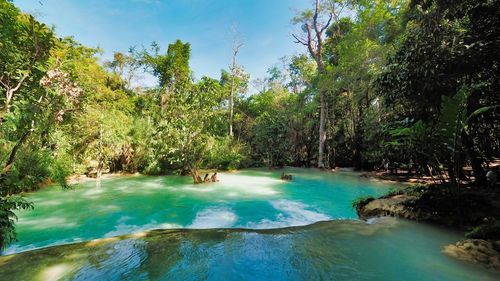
[[356, 194, 422, 220], [443, 239, 500, 271]]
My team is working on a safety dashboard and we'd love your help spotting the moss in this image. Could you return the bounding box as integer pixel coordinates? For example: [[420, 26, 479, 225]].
[[352, 196, 375, 210]]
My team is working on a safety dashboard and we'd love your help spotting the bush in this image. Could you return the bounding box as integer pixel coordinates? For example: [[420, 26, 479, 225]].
[[205, 137, 249, 171], [2, 148, 71, 193], [391, 184, 433, 198]]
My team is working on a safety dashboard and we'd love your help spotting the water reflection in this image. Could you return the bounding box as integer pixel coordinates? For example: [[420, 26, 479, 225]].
[[1, 218, 499, 281]]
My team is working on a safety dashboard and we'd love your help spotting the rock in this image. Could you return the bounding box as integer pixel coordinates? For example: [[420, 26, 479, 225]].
[[443, 239, 500, 271], [280, 172, 292, 181], [357, 194, 422, 220]]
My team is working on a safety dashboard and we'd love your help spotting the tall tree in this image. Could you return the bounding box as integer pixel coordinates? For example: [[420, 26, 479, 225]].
[[138, 40, 191, 112], [292, 0, 346, 168], [228, 25, 243, 137]]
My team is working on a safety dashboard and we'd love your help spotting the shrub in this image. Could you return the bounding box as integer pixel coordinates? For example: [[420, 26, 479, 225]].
[[205, 137, 249, 171]]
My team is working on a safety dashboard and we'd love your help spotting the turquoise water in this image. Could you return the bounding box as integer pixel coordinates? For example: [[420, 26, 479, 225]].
[[5, 168, 393, 254], [1, 218, 499, 280], [1, 168, 498, 280]]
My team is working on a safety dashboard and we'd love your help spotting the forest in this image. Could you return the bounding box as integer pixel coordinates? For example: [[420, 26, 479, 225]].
[[0, 0, 499, 268]]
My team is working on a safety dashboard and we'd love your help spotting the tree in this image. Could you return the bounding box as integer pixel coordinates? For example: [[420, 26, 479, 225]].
[[220, 66, 249, 140], [237, 86, 295, 167], [138, 40, 191, 112], [0, 2, 54, 116], [151, 77, 226, 182], [292, 0, 346, 168], [377, 0, 500, 186], [228, 25, 244, 137], [322, 0, 407, 169], [288, 54, 316, 94], [0, 1, 86, 248], [104, 51, 141, 91]]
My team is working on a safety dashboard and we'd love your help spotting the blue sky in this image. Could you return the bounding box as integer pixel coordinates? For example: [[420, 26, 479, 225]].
[[15, 0, 310, 88]]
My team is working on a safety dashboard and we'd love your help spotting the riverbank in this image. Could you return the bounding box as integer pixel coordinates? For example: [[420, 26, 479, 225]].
[[354, 181, 500, 270], [66, 172, 141, 185], [360, 170, 436, 185]]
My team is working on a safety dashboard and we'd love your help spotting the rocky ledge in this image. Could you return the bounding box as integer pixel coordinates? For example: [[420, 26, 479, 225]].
[[356, 194, 422, 220], [443, 239, 500, 271], [355, 187, 500, 271]]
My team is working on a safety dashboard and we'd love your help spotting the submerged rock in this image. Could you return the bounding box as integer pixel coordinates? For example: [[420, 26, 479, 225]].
[[443, 239, 500, 271]]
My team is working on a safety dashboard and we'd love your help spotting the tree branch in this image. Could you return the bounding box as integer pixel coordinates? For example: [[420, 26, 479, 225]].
[[0, 77, 8, 90], [5, 73, 29, 102], [320, 13, 333, 34], [292, 33, 308, 46], [0, 126, 33, 179]]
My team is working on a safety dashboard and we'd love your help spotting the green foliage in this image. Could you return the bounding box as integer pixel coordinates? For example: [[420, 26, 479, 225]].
[[254, 112, 290, 168], [465, 222, 500, 240], [1, 148, 70, 194], [288, 54, 316, 92], [385, 120, 429, 164], [351, 195, 375, 210], [0, 0, 75, 248], [438, 88, 468, 147], [0, 0, 498, 249], [0, 195, 32, 249], [138, 40, 191, 91], [205, 137, 248, 171]]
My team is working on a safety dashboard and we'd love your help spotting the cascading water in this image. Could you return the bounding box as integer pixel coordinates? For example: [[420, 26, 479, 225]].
[[1, 168, 498, 280]]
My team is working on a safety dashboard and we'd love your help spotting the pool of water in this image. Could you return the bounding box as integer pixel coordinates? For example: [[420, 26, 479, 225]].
[[2, 168, 498, 280], [5, 168, 394, 254], [1, 218, 499, 280]]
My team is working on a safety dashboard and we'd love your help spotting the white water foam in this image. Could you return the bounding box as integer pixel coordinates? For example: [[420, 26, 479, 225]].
[[176, 174, 281, 197], [17, 217, 78, 230], [4, 237, 84, 255], [104, 217, 181, 237], [246, 199, 330, 229], [189, 206, 237, 229]]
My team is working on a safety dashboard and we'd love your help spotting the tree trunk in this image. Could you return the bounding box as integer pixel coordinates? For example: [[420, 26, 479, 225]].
[[354, 98, 364, 170], [318, 90, 326, 168], [292, 0, 337, 169], [161, 87, 170, 113], [0, 129, 32, 183], [462, 131, 487, 187], [191, 168, 203, 184], [97, 159, 104, 178], [228, 35, 242, 137], [1, 73, 29, 115], [97, 119, 104, 178], [229, 77, 234, 137]]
